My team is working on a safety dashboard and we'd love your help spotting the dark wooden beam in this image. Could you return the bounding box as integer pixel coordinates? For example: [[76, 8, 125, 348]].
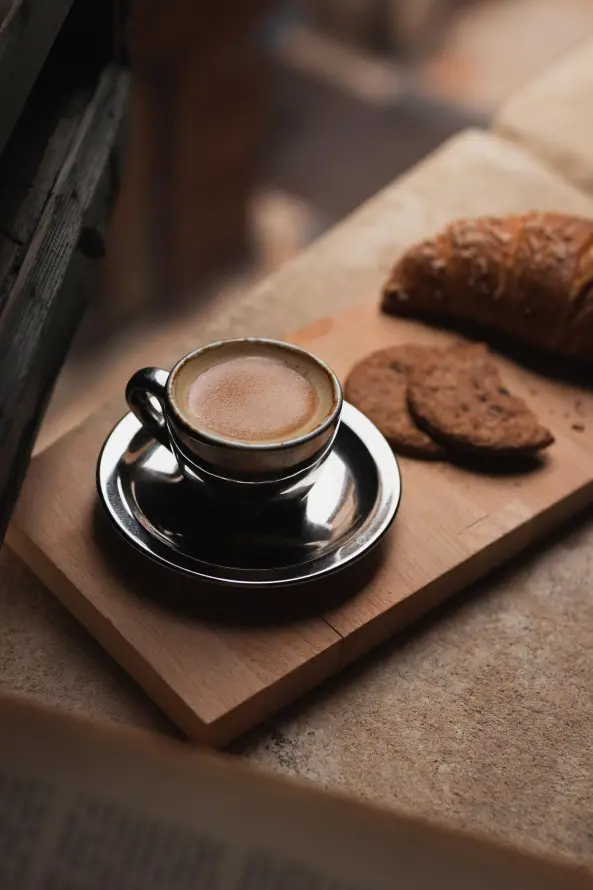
[[0, 64, 128, 544]]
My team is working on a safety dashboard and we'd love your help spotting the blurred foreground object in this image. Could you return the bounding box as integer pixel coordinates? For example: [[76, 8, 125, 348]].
[[309, 0, 473, 57], [495, 35, 593, 197], [412, 0, 593, 114], [0, 694, 589, 889], [106, 0, 271, 322]]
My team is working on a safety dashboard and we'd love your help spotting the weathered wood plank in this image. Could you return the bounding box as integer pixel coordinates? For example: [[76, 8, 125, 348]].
[[0, 0, 122, 310], [0, 81, 93, 310], [0, 64, 129, 543]]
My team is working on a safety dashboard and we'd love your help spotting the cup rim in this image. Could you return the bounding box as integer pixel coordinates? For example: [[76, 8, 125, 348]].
[[166, 337, 343, 452]]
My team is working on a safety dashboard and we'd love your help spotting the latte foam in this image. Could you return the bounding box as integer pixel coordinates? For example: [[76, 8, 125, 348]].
[[186, 355, 319, 443]]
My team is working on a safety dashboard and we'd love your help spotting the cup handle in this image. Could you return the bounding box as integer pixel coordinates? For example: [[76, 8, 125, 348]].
[[126, 367, 171, 449]]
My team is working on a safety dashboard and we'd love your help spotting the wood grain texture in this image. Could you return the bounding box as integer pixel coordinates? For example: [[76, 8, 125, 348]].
[[0, 84, 91, 302], [0, 65, 128, 543], [9, 128, 593, 747], [0, 0, 121, 307]]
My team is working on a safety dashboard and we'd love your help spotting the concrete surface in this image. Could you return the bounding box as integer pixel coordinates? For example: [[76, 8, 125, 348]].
[[239, 514, 593, 865]]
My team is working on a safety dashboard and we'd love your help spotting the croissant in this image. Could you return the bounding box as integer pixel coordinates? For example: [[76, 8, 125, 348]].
[[381, 212, 593, 362]]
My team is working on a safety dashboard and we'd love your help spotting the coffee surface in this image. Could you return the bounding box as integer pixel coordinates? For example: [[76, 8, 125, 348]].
[[187, 355, 319, 442]]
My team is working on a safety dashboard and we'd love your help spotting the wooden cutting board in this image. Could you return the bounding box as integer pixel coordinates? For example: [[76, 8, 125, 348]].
[[8, 299, 593, 746]]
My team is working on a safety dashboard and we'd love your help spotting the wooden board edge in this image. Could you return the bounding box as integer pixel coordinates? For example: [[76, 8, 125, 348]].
[[6, 525, 344, 748], [209, 639, 342, 748], [6, 524, 211, 743]]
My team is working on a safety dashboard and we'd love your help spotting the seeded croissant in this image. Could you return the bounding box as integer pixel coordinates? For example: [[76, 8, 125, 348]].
[[382, 212, 593, 362]]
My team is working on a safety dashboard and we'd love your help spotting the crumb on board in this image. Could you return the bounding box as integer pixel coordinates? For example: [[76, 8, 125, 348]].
[[571, 423, 585, 433]]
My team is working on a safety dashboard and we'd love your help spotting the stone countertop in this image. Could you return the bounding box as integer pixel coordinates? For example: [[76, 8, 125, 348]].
[[1, 128, 593, 869]]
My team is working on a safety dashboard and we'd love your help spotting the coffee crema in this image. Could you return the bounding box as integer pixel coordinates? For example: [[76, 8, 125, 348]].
[[186, 355, 320, 443]]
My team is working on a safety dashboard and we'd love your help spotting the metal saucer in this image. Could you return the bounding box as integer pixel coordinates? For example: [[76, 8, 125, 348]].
[[96, 403, 401, 588]]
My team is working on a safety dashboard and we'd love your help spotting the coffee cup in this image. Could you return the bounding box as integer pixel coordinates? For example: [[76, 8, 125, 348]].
[[125, 338, 343, 503]]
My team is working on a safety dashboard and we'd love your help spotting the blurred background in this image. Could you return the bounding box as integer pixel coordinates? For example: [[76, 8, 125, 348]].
[[5, 0, 591, 448]]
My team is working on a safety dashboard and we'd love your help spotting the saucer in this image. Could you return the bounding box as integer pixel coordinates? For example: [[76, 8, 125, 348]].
[[96, 403, 401, 588]]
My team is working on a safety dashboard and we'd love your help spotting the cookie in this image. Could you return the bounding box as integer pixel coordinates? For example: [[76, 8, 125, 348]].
[[406, 343, 554, 456], [344, 345, 447, 458]]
